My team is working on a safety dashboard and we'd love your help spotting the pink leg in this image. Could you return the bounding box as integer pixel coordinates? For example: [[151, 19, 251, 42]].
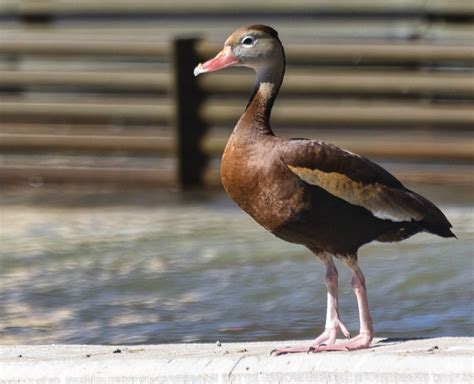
[[271, 254, 350, 355], [311, 261, 373, 352]]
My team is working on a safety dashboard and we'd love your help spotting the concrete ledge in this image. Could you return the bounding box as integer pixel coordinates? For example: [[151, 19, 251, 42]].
[[1, 337, 472, 383]]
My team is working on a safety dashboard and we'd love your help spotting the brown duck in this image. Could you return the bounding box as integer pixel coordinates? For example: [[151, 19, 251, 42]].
[[194, 25, 455, 354]]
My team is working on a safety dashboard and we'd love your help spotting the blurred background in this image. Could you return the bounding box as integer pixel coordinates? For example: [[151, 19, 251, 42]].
[[0, 0, 472, 345]]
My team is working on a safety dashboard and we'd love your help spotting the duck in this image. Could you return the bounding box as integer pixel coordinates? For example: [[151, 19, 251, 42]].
[[194, 25, 455, 354]]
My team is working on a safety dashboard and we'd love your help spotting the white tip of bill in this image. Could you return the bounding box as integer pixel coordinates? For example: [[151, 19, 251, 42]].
[[193, 63, 204, 77]]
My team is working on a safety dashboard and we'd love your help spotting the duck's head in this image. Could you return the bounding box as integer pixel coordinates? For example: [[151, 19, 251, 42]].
[[194, 25, 284, 77]]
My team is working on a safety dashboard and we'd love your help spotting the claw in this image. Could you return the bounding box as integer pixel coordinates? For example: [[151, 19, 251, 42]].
[[307, 343, 327, 353], [270, 348, 288, 356]]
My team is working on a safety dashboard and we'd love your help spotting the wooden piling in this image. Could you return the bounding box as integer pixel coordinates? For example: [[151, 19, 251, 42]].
[[173, 38, 208, 189]]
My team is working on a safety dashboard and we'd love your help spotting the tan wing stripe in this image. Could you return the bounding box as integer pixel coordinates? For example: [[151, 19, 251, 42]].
[[288, 165, 423, 222]]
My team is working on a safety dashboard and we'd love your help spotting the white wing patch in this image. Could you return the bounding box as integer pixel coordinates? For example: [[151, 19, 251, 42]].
[[288, 165, 423, 222]]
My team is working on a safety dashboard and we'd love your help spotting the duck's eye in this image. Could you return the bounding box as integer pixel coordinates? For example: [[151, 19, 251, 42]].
[[241, 36, 255, 46]]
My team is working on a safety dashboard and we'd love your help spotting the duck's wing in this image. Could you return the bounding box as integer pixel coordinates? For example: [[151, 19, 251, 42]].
[[282, 139, 454, 235]]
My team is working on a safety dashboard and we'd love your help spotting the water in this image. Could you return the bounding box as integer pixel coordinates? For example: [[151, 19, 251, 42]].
[[0, 186, 472, 345]]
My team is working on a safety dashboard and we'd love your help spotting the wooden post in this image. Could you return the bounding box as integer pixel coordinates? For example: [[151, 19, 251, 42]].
[[173, 38, 208, 189]]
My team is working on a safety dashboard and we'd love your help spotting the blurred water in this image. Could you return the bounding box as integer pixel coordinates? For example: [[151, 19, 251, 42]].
[[0, 186, 472, 345]]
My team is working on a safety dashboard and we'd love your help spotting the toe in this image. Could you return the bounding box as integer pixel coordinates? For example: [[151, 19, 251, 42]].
[[271, 345, 313, 355], [338, 321, 351, 339]]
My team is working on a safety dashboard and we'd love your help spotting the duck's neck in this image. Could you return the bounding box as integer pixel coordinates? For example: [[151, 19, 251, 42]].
[[240, 59, 285, 134]]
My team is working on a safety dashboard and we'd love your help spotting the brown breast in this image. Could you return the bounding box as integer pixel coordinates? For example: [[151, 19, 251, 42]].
[[220, 133, 307, 231]]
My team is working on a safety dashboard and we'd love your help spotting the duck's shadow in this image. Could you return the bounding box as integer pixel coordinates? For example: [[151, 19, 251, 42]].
[[370, 337, 428, 349]]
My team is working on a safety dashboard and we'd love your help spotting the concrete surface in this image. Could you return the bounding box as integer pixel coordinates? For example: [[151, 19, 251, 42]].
[[0, 337, 472, 383]]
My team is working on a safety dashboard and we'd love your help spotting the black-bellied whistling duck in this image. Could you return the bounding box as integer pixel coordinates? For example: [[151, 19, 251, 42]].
[[194, 25, 455, 354]]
